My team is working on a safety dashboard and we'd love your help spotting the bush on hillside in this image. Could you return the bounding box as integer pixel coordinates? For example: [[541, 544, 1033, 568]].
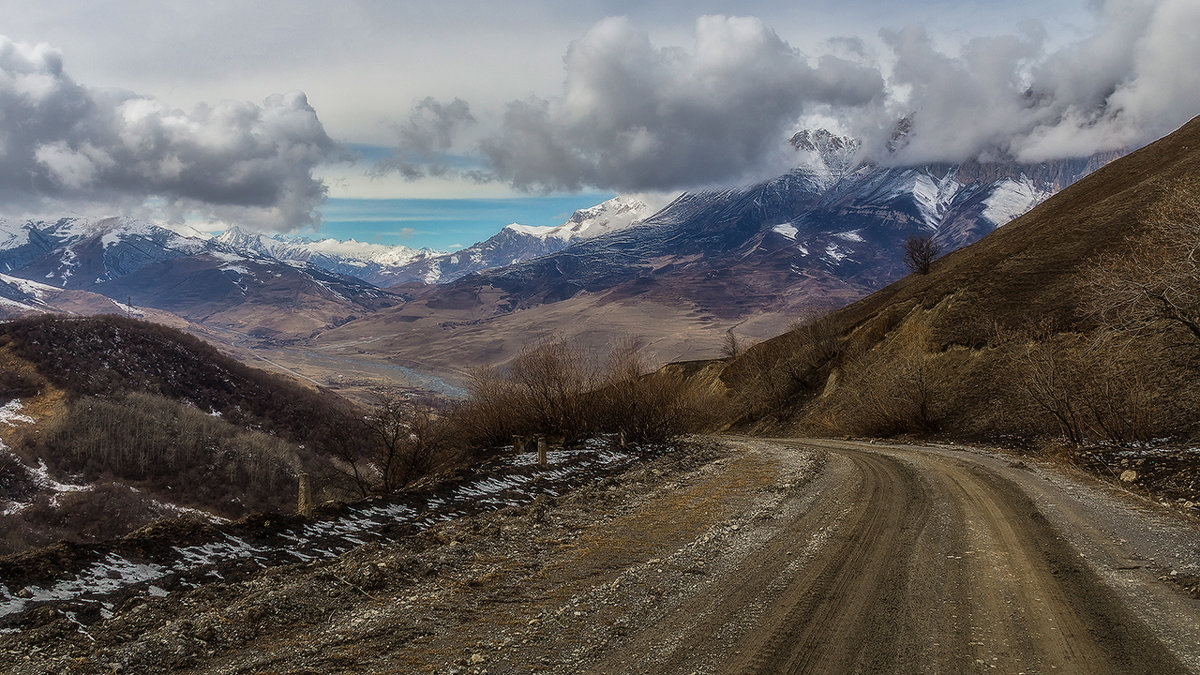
[[0, 315, 358, 444], [451, 336, 713, 449], [23, 392, 302, 515]]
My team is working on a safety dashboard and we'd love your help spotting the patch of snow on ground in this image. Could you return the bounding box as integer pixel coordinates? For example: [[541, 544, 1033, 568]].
[[824, 244, 848, 263], [0, 440, 649, 621], [28, 458, 91, 494], [982, 177, 1051, 226], [834, 230, 865, 242], [0, 553, 167, 618], [772, 224, 798, 240], [0, 400, 34, 427]]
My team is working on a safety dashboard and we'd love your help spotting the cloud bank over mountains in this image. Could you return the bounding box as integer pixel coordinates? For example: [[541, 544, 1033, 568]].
[[0, 0, 1196, 230], [388, 0, 1200, 192], [0, 37, 339, 231]]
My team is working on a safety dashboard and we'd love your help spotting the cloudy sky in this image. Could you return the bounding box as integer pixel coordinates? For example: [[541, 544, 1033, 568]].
[[0, 0, 1196, 249]]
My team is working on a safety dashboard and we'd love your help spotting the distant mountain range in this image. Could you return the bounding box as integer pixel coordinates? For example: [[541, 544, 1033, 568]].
[[0, 217, 399, 340], [217, 195, 662, 286], [0, 132, 1120, 376], [311, 136, 1119, 377]]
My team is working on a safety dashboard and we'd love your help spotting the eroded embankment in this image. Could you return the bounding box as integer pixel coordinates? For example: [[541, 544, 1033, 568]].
[[0, 440, 643, 630]]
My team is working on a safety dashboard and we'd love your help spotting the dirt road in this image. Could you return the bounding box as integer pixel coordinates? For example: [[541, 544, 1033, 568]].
[[586, 438, 1200, 674], [474, 438, 1200, 674], [3, 437, 1198, 674]]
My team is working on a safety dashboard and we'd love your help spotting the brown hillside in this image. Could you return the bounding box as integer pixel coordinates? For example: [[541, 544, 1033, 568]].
[[723, 115, 1200, 446], [826, 115, 1200, 338]]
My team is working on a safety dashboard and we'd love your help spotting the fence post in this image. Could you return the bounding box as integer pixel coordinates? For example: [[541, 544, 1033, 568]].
[[297, 473, 314, 518], [537, 436, 548, 466]]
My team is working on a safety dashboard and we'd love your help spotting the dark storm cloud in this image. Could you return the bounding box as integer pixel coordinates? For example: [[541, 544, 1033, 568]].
[[0, 37, 341, 231]]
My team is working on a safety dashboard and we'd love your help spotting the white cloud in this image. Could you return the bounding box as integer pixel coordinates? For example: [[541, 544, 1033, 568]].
[[384, 2, 1200, 192], [0, 36, 342, 231], [405, 16, 884, 192]]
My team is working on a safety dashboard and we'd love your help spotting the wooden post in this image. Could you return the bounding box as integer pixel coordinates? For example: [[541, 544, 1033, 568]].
[[619, 429, 627, 448], [537, 437, 548, 466], [297, 473, 314, 518]]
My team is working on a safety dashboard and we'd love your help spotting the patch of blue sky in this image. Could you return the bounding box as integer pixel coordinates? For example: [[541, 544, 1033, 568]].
[[317, 195, 613, 251]]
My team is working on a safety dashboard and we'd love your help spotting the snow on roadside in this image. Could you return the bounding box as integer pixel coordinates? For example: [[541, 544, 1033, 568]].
[[0, 400, 33, 427], [0, 441, 646, 624]]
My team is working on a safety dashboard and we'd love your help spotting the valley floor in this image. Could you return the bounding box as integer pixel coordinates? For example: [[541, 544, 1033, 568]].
[[3, 438, 1199, 673]]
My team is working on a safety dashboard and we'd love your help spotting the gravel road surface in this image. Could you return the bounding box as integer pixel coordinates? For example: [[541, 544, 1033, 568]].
[[2, 437, 1196, 674]]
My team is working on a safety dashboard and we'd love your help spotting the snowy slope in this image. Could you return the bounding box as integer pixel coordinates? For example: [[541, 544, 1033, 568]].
[[365, 195, 668, 286], [214, 228, 440, 286]]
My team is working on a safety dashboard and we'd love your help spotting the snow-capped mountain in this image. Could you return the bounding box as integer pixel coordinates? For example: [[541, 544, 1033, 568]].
[[215, 228, 440, 287], [0, 217, 401, 338], [0, 217, 211, 287], [212, 196, 665, 288], [385, 196, 665, 285], [319, 144, 1119, 374]]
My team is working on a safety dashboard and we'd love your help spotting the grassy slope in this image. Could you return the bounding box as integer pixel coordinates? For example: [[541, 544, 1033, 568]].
[[722, 115, 1200, 441]]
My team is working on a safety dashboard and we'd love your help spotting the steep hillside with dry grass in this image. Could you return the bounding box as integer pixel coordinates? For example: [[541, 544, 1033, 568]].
[[721, 115, 1200, 451]]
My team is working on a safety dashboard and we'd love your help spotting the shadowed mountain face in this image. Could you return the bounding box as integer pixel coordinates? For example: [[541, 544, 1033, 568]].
[[0, 217, 401, 339], [314, 149, 1117, 377]]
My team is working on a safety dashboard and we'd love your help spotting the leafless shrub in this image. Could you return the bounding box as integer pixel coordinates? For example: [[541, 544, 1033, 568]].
[[903, 235, 941, 275], [1014, 330, 1087, 446], [596, 339, 708, 444], [509, 336, 598, 443], [1083, 199, 1200, 354], [839, 346, 939, 436], [450, 335, 711, 449], [359, 389, 452, 493], [721, 330, 743, 359], [1076, 334, 1155, 445], [781, 315, 841, 387], [1010, 323, 1155, 448]]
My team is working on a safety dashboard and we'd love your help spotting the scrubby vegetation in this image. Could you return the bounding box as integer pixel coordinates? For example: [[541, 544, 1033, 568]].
[[451, 336, 718, 449], [0, 315, 357, 443], [26, 392, 303, 515], [0, 316, 718, 555], [714, 122, 1200, 454], [0, 316, 374, 554]]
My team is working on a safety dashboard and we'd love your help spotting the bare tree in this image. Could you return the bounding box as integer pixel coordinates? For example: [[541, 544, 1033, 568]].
[[361, 389, 447, 493], [1084, 202, 1200, 353], [903, 235, 941, 275], [721, 330, 743, 359]]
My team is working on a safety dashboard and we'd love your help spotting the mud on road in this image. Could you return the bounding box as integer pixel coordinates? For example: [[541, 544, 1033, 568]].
[[2, 437, 1198, 674]]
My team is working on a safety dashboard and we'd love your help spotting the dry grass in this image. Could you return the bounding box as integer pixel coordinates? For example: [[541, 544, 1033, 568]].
[[716, 115, 1200, 448]]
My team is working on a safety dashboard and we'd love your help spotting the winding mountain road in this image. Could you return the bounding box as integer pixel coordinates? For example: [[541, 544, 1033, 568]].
[[587, 438, 1200, 674], [493, 437, 1200, 674], [4, 437, 1197, 674]]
